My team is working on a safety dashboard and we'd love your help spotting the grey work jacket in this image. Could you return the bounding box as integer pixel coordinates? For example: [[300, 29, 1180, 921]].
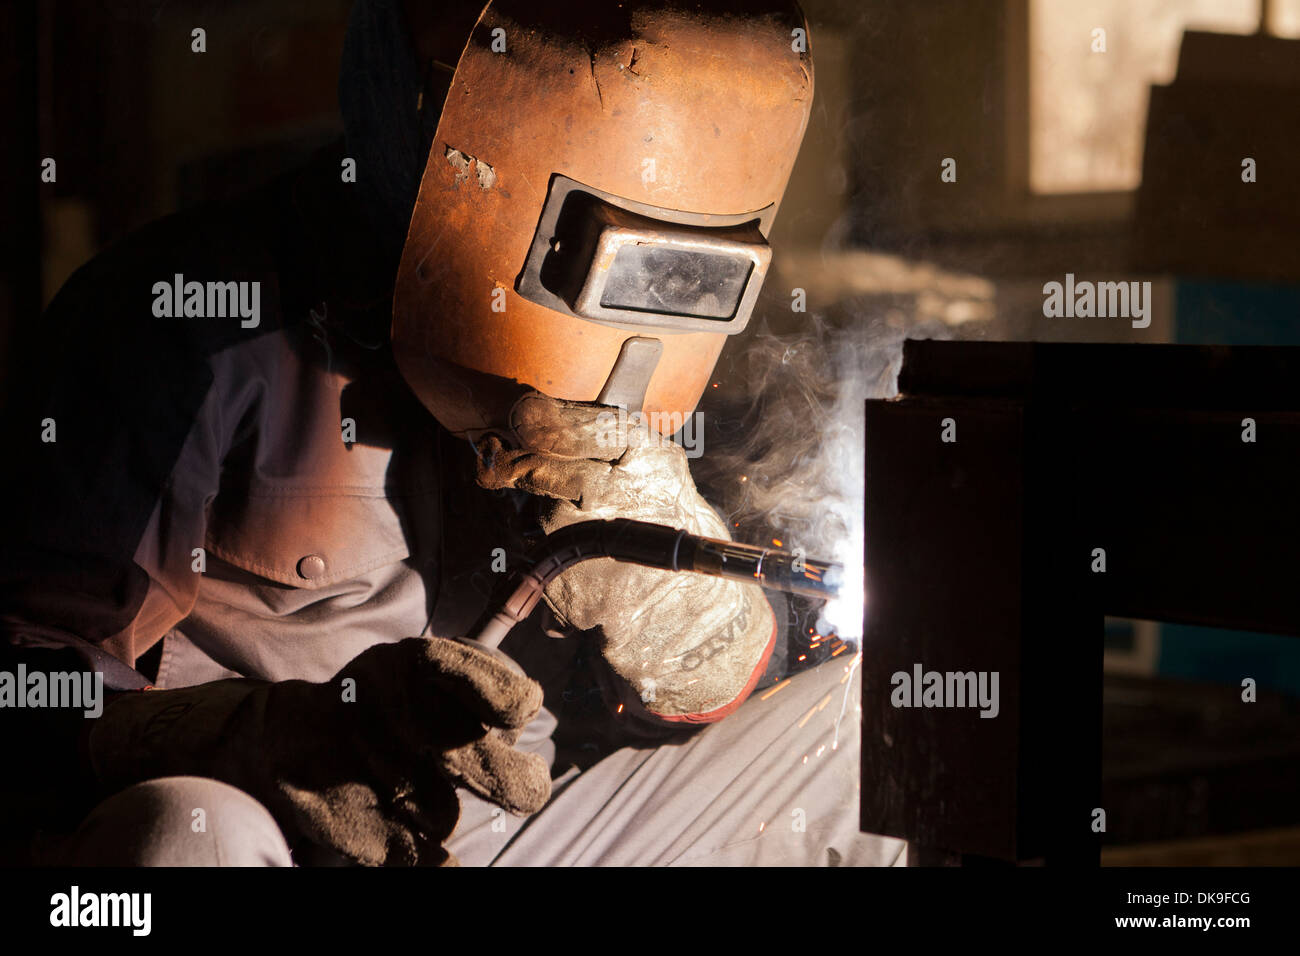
[[1, 166, 499, 692]]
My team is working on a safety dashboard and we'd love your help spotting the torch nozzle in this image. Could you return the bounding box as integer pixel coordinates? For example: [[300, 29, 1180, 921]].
[[681, 535, 841, 601], [470, 518, 843, 648]]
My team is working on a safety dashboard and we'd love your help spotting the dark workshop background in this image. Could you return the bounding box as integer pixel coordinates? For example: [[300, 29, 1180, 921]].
[[4, 0, 1300, 863]]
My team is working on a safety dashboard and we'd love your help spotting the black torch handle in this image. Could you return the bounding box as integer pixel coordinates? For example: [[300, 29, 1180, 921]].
[[469, 519, 842, 649]]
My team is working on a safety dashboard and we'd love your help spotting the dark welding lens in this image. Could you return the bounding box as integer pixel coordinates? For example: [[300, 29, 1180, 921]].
[[516, 175, 774, 334], [567, 208, 770, 328], [598, 245, 754, 320]]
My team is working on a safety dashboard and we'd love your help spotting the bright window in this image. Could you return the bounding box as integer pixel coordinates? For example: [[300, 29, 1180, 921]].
[[1029, 0, 1300, 194]]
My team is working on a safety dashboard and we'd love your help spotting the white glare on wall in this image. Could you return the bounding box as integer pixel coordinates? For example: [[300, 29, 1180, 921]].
[[1027, 0, 1300, 194]]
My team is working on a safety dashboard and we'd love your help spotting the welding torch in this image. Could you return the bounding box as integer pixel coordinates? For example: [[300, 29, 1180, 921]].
[[469, 518, 843, 649]]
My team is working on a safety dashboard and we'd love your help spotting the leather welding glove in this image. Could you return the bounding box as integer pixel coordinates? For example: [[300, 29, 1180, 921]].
[[87, 636, 550, 866], [475, 392, 777, 726]]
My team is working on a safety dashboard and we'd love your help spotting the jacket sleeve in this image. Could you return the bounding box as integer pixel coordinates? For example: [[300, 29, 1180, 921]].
[[0, 229, 243, 844]]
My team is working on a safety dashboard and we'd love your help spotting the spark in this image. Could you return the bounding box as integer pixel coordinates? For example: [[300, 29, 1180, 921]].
[[831, 644, 848, 657], [797, 654, 806, 662], [815, 745, 826, 758], [759, 678, 791, 701], [797, 705, 817, 729], [772, 538, 783, 547], [616, 703, 624, 713], [758, 821, 766, 833], [816, 692, 833, 712], [831, 652, 863, 752]]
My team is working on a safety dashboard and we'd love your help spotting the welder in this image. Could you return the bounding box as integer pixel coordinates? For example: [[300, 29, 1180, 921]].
[[0, 0, 904, 867]]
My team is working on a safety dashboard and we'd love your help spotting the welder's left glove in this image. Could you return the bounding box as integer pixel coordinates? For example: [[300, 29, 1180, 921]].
[[475, 393, 777, 726]]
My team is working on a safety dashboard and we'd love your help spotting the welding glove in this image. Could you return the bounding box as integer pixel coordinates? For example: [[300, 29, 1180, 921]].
[[87, 636, 550, 866], [475, 392, 777, 725]]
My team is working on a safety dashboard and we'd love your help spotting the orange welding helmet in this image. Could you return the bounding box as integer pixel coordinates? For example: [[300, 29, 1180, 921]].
[[391, 0, 814, 437]]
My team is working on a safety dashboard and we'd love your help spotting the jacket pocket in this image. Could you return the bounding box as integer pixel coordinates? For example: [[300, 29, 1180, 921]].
[[204, 485, 424, 589]]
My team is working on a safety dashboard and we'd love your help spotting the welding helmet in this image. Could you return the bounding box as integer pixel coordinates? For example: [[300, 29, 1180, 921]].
[[391, 0, 813, 437]]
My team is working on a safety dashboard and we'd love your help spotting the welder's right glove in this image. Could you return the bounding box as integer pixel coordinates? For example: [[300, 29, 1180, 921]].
[[475, 392, 778, 727], [87, 637, 551, 866]]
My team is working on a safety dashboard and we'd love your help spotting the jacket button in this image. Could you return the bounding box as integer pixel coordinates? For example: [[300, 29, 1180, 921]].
[[297, 554, 327, 580]]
